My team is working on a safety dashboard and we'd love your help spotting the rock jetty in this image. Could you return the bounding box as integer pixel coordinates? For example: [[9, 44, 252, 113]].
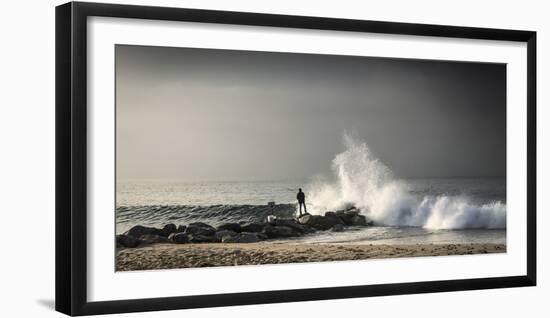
[[116, 207, 373, 248]]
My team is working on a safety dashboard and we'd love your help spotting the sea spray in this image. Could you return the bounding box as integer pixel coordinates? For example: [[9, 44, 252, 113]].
[[308, 134, 506, 229]]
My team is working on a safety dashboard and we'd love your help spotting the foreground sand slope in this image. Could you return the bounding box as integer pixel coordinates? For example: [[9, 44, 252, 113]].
[[116, 243, 506, 271]]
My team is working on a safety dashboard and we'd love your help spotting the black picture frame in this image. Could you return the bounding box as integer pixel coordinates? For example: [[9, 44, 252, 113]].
[[55, 1, 537, 316]]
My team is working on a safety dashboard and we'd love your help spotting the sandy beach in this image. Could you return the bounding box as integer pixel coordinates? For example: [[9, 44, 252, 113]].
[[116, 242, 506, 271]]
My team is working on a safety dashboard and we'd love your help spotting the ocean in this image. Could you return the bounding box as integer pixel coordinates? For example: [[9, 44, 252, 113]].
[[116, 135, 506, 244], [115, 177, 506, 245]]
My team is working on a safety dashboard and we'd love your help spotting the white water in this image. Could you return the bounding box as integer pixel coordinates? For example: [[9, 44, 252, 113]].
[[308, 134, 506, 230]]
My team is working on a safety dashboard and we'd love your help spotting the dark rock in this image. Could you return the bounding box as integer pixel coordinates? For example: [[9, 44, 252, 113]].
[[176, 225, 187, 233], [324, 211, 338, 218], [262, 223, 274, 234], [256, 232, 269, 240], [274, 226, 296, 237], [215, 230, 237, 242], [299, 214, 343, 230], [159, 223, 177, 237], [169, 232, 189, 244], [217, 223, 242, 232], [240, 222, 265, 233], [324, 211, 345, 225], [139, 234, 170, 244], [188, 234, 216, 243], [272, 218, 308, 233], [116, 234, 140, 248], [221, 232, 261, 243], [298, 215, 334, 230], [351, 214, 368, 226], [263, 225, 296, 238], [123, 225, 161, 238], [298, 215, 316, 228], [331, 224, 345, 232], [335, 211, 354, 225], [185, 223, 216, 236], [301, 225, 317, 234]]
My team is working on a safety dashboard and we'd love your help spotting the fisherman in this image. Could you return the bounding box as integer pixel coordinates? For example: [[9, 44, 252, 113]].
[[296, 188, 307, 216]]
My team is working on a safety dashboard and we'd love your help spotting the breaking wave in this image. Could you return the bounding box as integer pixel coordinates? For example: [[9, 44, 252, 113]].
[[308, 133, 506, 229]]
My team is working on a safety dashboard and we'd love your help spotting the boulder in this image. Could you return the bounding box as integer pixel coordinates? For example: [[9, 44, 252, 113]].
[[351, 214, 368, 226], [159, 223, 177, 237], [324, 212, 345, 225], [169, 232, 189, 244], [298, 214, 343, 230], [185, 223, 216, 236], [331, 224, 345, 232], [272, 218, 308, 233], [240, 222, 265, 233], [335, 211, 354, 225], [324, 211, 338, 218], [188, 234, 216, 243], [221, 232, 261, 243], [139, 234, 170, 244], [123, 225, 161, 238], [256, 232, 269, 240], [263, 225, 296, 238], [215, 230, 237, 242], [297, 214, 312, 224], [298, 214, 315, 226], [217, 223, 242, 232], [116, 234, 140, 248], [176, 225, 187, 233], [301, 225, 317, 234]]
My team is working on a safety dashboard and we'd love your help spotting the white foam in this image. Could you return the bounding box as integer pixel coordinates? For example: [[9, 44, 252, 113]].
[[308, 133, 506, 229]]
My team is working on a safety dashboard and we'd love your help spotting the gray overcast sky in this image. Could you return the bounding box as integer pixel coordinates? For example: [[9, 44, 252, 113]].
[[116, 45, 506, 181]]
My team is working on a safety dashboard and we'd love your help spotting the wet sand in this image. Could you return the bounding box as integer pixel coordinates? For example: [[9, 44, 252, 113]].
[[116, 242, 506, 271]]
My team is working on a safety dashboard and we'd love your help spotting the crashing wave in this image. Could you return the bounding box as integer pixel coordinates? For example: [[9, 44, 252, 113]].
[[308, 133, 506, 229]]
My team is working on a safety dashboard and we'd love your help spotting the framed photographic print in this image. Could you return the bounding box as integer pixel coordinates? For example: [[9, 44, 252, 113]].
[[55, 1, 536, 316]]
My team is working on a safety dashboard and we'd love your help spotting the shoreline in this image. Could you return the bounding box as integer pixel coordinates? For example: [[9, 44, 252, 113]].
[[116, 242, 506, 271]]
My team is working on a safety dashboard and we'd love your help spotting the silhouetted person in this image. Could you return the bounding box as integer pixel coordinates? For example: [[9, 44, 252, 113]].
[[297, 188, 307, 216]]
